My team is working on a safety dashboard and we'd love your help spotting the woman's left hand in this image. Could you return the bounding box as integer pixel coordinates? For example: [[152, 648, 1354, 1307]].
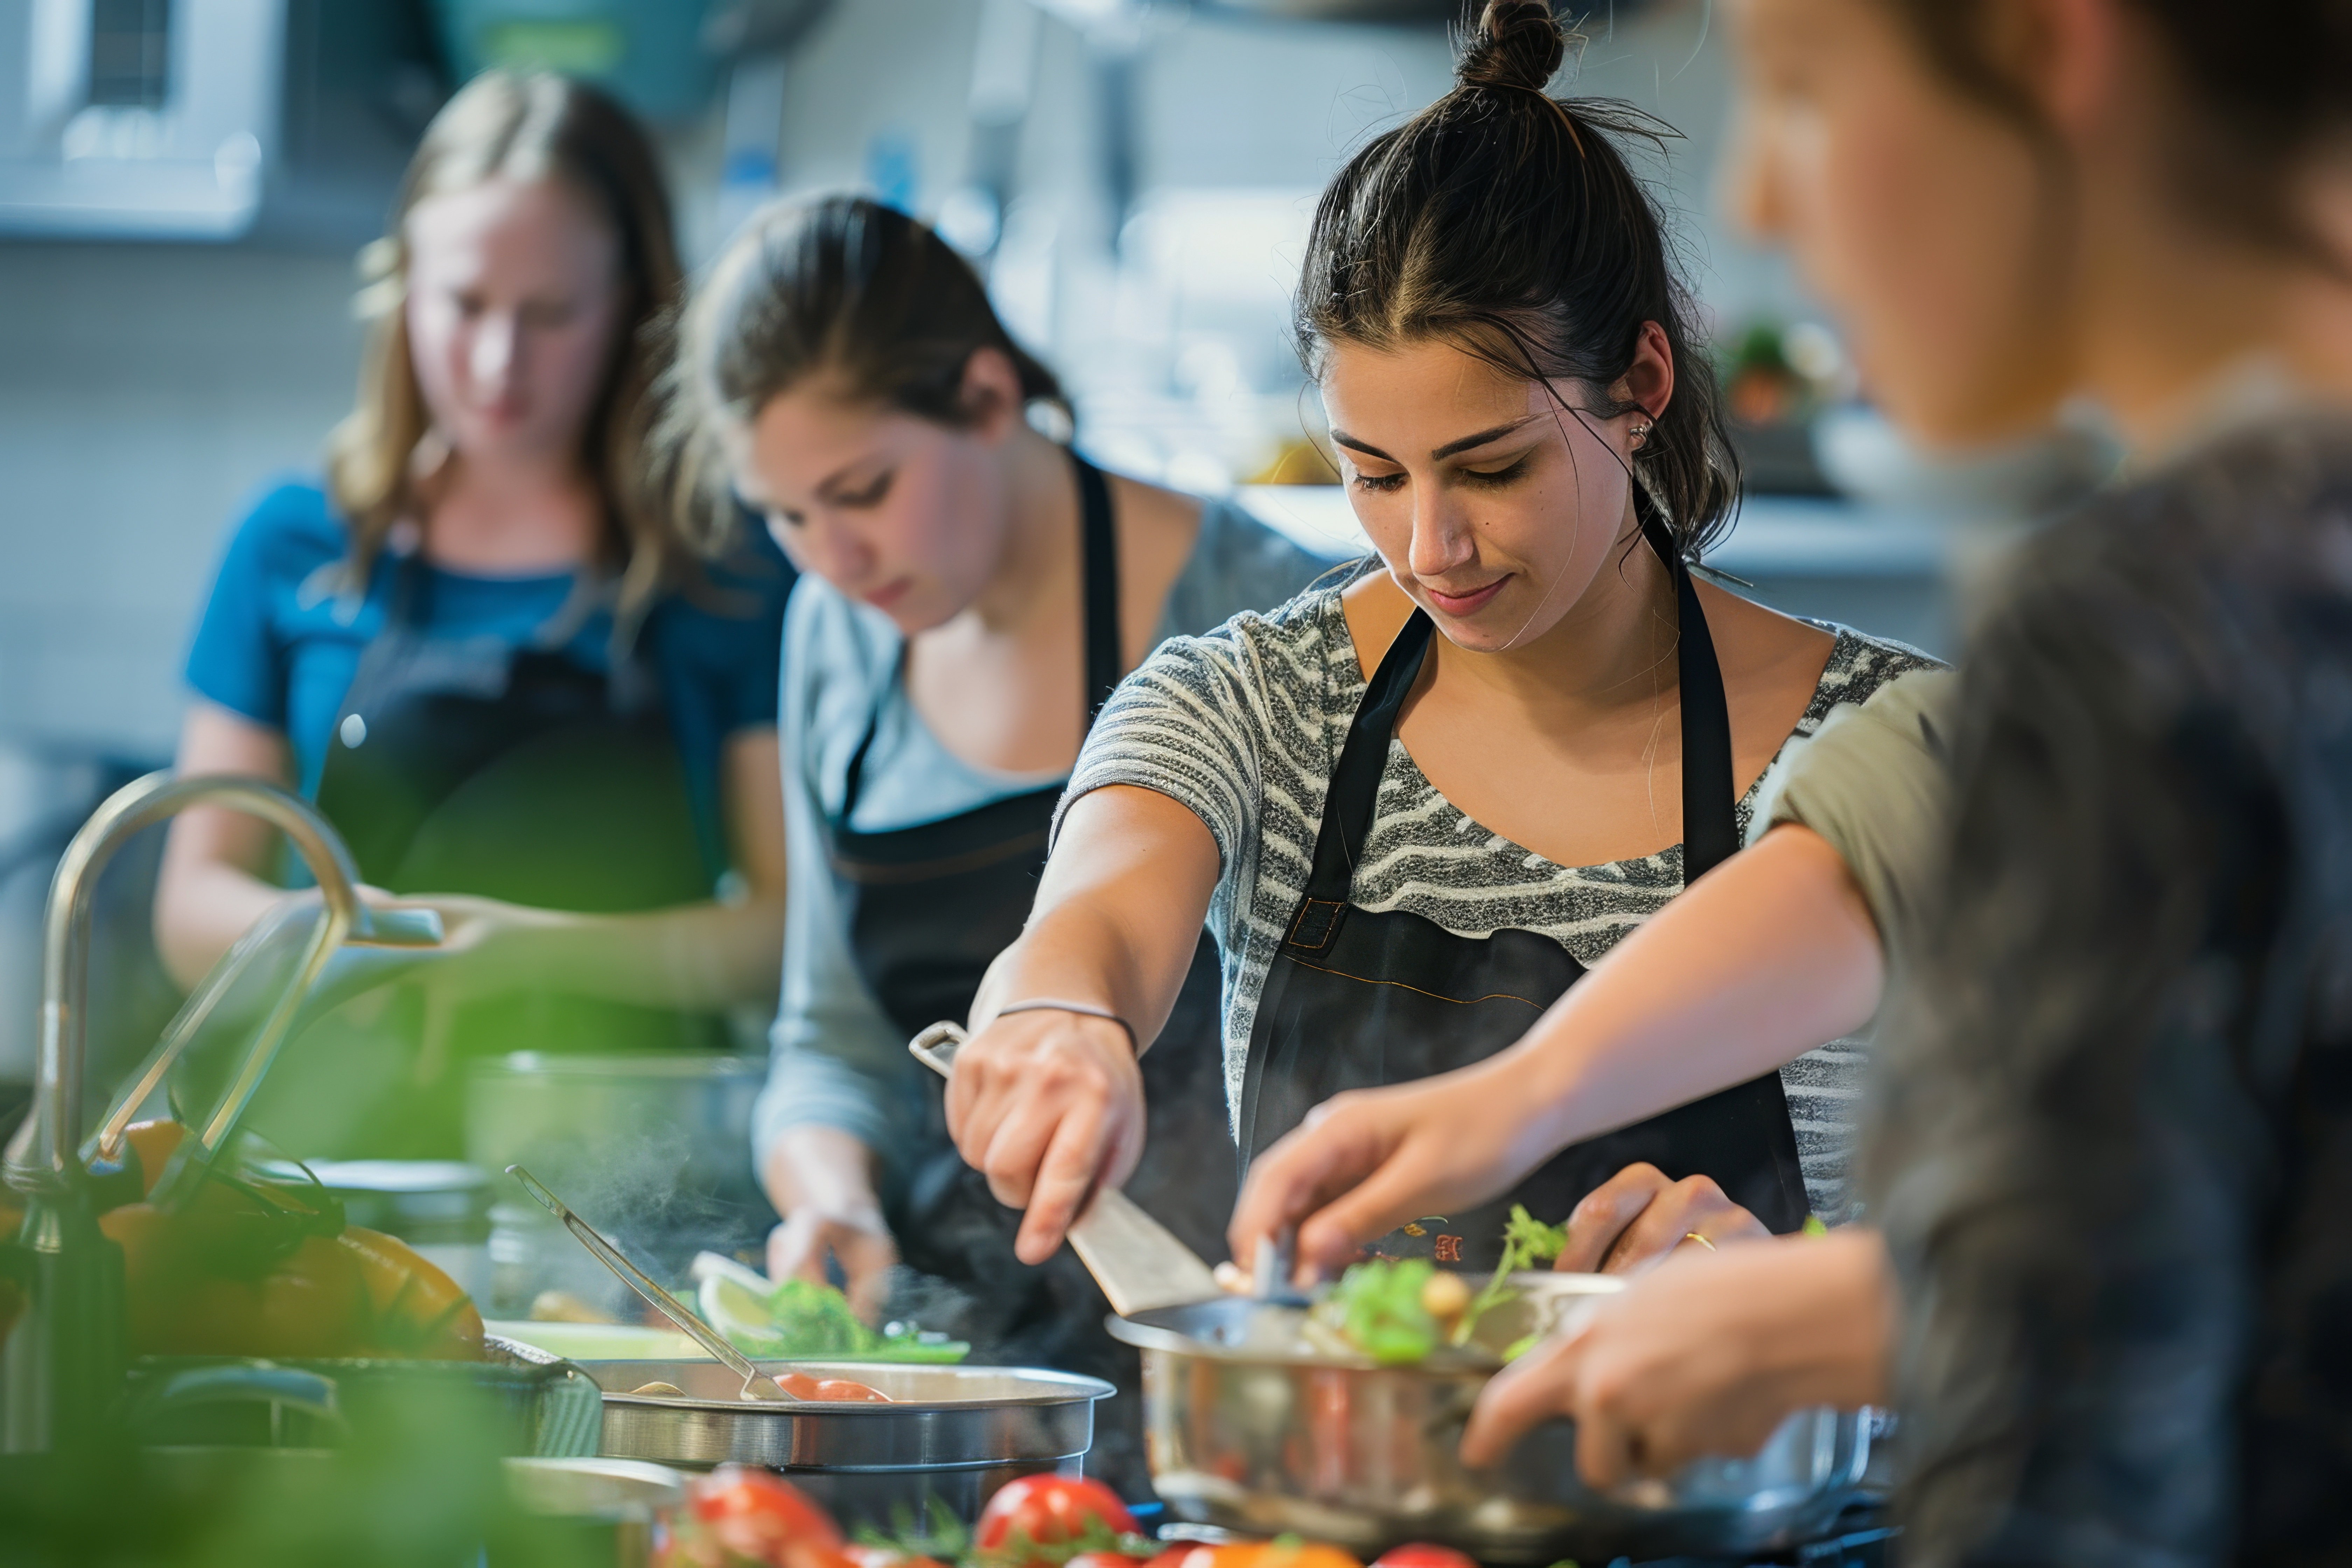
[[393, 892, 570, 997], [1554, 1161, 1771, 1275]]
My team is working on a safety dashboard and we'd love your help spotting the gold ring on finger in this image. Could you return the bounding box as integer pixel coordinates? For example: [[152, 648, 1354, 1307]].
[[1680, 1231, 1716, 1252]]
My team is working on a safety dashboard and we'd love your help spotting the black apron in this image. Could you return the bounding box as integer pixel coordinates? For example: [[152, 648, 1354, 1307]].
[[826, 452, 1231, 1494], [1238, 512, 1811, 1269], [240, 552, 723, 1158]]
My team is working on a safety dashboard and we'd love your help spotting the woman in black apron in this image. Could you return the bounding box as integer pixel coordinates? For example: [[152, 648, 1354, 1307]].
[[669, 197, 1330, 1491], [940, 8, 1934, 1279], [820, 451, 1243, 1484], [1232, 510, 1809, 1269], [158, 75, 792, 1157]]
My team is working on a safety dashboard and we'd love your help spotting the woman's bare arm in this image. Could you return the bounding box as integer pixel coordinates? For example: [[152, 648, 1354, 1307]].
[[945, 784, 1222, 1263], [1230, 823, 1886, 1276], [158, 712, 786, 1011], [154, 702, 304, 987]]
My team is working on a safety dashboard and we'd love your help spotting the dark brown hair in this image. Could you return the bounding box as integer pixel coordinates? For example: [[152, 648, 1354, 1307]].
[[664, 195, 1064, 550], [1884, 0, 2352, 266], [1296, 0, 1740, 558], [325, 71, 686, 621]]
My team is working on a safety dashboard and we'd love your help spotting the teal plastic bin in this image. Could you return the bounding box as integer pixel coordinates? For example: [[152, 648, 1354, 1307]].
[[427, 0, 719, 120]]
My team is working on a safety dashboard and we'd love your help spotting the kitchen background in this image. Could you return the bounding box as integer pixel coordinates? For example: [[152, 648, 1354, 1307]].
[[0, 0, 1987, 1106]]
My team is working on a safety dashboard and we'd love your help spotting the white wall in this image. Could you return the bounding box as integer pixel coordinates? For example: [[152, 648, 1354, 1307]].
[[0, 0, 1827, 764], [0, 241, 364, 759]]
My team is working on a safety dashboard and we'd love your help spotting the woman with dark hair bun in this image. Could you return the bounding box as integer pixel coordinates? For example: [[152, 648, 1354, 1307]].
[[675, 195, 1331, 1485], [1224, 0, 2352, 1557], [940, 0, 1934, 1278]]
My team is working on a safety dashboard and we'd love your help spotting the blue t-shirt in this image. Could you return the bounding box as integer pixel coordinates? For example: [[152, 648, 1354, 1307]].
[[184, 479, 793, 885]]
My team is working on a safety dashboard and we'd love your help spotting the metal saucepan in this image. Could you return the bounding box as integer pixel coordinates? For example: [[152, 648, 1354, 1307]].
[[904, 1020, 1871, 1555], [578, 1357, 1114, 1529], [1109, 1284, 1872, 1563]]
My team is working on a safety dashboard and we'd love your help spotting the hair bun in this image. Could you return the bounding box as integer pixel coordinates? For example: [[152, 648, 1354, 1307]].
[[1456, 0, 1565, 94]]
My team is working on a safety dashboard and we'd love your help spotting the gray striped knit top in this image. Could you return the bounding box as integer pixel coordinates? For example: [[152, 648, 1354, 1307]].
[[1056, 579, 1941, 1224]]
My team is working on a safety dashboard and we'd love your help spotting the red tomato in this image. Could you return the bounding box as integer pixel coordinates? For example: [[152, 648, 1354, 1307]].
[[974, 1475, 1140, 1558], [688, 1465, 844, 1565], [1370, 1548, 1477, 1568], [812, 1377, 890, 1402]]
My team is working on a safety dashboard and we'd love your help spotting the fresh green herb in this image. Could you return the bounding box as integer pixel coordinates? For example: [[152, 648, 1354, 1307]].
[[970, 1515, 1157, 1568], [1450, 1204, 1568, 1348], [853, 1497, 971, 1560], [1802, 1213, 1829, 1238]]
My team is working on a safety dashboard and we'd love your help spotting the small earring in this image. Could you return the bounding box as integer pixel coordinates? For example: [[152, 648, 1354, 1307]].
[[1629, 422, 1652, 449]]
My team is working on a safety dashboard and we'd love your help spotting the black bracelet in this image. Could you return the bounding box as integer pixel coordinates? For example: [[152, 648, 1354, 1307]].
[[994, 998, 1140, 1055]]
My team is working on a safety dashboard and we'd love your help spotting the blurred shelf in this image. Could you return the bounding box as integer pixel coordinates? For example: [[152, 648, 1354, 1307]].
[[1709, 495, 1948, 580]]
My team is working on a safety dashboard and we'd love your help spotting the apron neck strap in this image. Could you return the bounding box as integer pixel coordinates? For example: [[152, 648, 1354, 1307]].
[[1301, 498, 1737, 904], [1657, 503, 1738, 881], [841, 447, 1124, 817], [1300, 608, 1433, 903]]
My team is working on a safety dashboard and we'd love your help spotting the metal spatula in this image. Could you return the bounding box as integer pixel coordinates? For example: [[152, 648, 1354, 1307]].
[[909, 1022, 1224, 1318], [507, 1164, 799, 1403]]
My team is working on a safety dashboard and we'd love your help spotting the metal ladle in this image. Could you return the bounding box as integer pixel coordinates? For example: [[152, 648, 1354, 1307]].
[[506, 1165, 798, 1404]]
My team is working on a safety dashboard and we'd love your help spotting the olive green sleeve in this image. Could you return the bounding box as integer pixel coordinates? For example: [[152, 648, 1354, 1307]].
[[1750, 669, 1958, 956]]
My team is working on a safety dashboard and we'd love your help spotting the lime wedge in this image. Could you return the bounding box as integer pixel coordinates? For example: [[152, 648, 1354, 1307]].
[[685, 1249, 969, 1363], [692, 1254, 787, 1354]]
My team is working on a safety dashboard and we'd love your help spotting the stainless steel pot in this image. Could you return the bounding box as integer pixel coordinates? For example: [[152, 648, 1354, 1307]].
[[1108, 1286, 1873, 1563], [577, 1358, 1113, 1530]]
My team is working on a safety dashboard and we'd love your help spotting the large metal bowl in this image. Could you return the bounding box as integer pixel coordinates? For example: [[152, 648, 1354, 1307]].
[[1109, 1286, 1872, 1563], [577, 1358, 1113, 1529]]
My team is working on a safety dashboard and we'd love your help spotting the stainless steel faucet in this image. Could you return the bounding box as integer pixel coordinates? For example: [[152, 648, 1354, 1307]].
[[2, 771, 440, 1453]]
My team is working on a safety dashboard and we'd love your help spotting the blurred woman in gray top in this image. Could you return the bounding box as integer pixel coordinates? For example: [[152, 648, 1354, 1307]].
[[667, 196, 1331, 1486]]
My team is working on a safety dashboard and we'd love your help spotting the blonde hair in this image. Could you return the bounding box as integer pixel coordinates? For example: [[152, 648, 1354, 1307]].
[[324, 71, 686, 625]]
